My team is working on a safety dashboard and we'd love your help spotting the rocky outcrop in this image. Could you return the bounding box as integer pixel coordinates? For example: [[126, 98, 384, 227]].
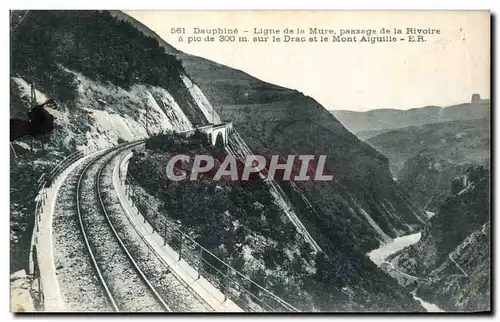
[[10, 10, 215, 275], [366, 118, 490, 211], [388, 165, 490, 311], [416, 222, 490, 311], [114, 11, 428, 311], [471, 93, 481, 103]]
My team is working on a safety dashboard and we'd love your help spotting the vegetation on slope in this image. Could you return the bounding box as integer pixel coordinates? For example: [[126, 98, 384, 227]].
[[388, 165, 490, 311], [366, 118, 490, 211], [10, 9, 204, 275], [128, 132, 424, 312], [12, 10, 184, 91]]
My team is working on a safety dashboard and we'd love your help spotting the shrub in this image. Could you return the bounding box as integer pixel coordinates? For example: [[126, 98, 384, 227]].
[[188, 129, 211, 149], [145, 131, 189, 151]]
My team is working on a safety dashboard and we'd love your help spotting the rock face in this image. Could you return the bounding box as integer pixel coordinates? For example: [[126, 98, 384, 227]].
[[416, 222, 490, 312], [387, 165, 490, 311], [365, 118, 490, 212], [10, 10, 215, 274], [96, 11, 428, 311], [11, 10, 429, 312], [10, 270, 36, 312], [171, 53, 427, 252]]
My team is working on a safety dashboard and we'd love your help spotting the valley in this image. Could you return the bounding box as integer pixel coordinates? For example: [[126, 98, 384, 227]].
[[120, 11, 490, 312], [364, 117, 489, 212], [9, 10, 490, 313], [341, 100, 491, 312], [366, 232, 445, 312]]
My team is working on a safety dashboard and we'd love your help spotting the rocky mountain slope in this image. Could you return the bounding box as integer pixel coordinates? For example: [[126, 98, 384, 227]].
[[10, 10, 218, 273], [331, 96, 490, 134], [366, 118, 489, 212], [415, 222, 490, 312], [11, 10, 429, 311], [170, 45, 427, 251], [114, 12, 431, 311], [387, 165, 490, 311]]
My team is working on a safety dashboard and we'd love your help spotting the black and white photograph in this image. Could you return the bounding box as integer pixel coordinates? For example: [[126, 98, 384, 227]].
[[8, 9, 491, 313]]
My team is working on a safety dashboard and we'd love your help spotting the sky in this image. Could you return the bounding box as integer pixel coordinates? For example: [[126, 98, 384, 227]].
[[125, 10, 490, 111]]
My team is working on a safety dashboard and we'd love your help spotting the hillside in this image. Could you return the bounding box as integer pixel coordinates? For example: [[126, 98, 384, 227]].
[[416, 222, 490, 311], [11, 10, 429, 312], [123, 51, 427, 311], [387, 165, 490, 311], [128, 132, 424, 311], [169, 52, 427, 252], [365, 118, 490, 211], [331, 98, 490, 134], [10, 10, 218, 273]]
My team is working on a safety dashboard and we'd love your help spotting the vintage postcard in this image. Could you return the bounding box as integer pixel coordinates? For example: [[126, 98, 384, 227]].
[[10, 10, 490, 313]]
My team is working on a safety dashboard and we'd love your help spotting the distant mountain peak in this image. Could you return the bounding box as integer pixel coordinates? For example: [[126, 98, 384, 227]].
[[331, 99, 490, 134]]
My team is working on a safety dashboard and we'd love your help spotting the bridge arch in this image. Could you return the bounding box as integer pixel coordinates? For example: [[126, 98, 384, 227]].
[[195, 122, 233, 147], [213, 132, 225, 150]]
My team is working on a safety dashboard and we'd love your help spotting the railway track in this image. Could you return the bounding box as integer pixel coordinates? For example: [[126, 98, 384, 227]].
[[52, 141, 211, 312], [74, 142, 171, 312]]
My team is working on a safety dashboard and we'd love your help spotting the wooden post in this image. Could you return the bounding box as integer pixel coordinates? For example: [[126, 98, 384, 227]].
[[163, 219, 168, 246], [196, 248, 203, 280], [10, 143, 17, 159], [223, 265, 229, 302], [32, 246, 38, 278], [178, 232, 183, 262], [30, 83, 36, 152]]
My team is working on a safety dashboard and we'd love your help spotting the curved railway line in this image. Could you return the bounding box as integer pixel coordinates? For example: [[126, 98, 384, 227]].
[[48, 137, 296, 312], [74, 141, 171, 312], [50, 141, 211, 312]]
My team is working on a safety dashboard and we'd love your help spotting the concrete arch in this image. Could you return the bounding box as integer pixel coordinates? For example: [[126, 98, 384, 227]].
[[214, 132, 225, 149], [195, 122, 233, 147], [211, 127, 227, 146]]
